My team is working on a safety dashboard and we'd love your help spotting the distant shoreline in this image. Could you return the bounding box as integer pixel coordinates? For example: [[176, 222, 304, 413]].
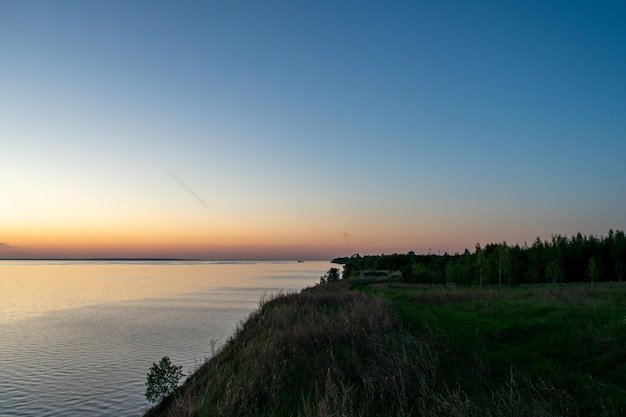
[[0, 258, 326, 262], [0, 258, 193, 261]]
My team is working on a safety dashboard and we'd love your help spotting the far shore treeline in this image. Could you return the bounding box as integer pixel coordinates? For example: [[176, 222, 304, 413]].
[[333, 229, 626, 286]]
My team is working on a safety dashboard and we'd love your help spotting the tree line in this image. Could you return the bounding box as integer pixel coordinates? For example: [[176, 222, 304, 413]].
[[333, 230, 626, 286]]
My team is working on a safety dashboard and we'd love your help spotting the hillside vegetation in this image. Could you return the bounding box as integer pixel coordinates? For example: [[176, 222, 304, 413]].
[[144, 279, 626, 417]]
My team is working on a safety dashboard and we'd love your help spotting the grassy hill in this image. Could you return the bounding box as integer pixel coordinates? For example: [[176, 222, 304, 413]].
[[144, 280, 626, 416]]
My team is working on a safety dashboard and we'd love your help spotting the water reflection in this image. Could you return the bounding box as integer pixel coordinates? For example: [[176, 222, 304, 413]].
[[0, 260, 328, 323], [0, 260, 330, 416]]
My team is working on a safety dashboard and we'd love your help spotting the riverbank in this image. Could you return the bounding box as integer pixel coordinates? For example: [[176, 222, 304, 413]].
[[144, 279, 626, 416]]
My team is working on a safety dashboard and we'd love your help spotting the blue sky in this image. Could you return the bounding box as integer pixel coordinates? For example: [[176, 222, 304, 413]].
[[1, 0, 625, 259]]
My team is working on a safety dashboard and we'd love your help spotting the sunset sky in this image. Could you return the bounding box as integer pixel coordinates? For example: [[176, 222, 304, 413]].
[[1, 1, 625, 260]]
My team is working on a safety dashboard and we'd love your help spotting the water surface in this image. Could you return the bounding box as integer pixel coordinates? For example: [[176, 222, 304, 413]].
[[0, 260, 330, 416]]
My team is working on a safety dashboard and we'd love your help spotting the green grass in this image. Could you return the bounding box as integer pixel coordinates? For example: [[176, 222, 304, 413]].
[[144, 281, 626, 417], [368, 282, 626, 414]]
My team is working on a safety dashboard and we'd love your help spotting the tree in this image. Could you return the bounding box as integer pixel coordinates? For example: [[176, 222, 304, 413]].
[[586, 258, 598, 288], [546, 234, 566, 283], [445, 258, 473, 286], [615, 260, 624, 282], [610, 230, 626, 281], [342, 262, 357, 279], [400, 264, 416, 282], [526, 237, 547, 283], [320, 267, 341, 284], [495, 242, 511, 286], [507, 244, 523, 285], [145, 356, 184, 404], [475, 244, 487, 288], [411, 262, 432, 284], [545, 259, 563, 284]]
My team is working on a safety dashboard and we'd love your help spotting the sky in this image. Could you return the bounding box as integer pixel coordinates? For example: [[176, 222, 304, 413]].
[[1, 0, 625, 260]]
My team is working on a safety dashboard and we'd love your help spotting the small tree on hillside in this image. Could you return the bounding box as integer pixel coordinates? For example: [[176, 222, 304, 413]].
[[145, 356, 184, 404], [320, 267, 341, 284]]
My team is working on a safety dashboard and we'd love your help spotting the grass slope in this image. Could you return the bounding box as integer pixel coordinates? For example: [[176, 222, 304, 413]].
[[144, 281, 626, 416]]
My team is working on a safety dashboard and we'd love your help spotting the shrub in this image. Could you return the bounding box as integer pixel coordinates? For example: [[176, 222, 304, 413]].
[[145, 356, 184, 404], [319, 267, 340, 284]]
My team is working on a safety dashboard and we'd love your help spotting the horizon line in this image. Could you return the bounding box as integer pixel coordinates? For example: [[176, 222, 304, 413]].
[[0, 257, 331, 262]]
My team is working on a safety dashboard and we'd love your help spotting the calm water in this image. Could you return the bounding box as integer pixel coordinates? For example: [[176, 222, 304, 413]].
[[0, 260, 330, 416]]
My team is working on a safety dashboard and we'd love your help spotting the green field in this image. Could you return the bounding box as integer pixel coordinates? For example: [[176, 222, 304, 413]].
[[361, 281, 626, 415], [145, 280, 626, 417]]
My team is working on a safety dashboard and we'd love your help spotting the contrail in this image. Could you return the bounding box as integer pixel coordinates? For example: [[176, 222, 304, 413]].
[[167, 171, 208, 208]]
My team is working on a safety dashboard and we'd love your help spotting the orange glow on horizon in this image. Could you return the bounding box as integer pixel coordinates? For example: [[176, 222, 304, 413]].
[[1, 229, 481, 260], [1, 216, 566, 260], [0, 227, 349, 260]]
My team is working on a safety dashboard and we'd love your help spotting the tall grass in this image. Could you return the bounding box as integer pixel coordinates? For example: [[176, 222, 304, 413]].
[[144, 281, 621, 417]]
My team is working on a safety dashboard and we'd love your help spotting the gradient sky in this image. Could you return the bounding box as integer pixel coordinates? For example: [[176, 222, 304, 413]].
[[1, 0, 625, 260]]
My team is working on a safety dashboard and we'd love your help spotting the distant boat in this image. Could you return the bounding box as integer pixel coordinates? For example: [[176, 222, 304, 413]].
[[297, 260, 304, 263]]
